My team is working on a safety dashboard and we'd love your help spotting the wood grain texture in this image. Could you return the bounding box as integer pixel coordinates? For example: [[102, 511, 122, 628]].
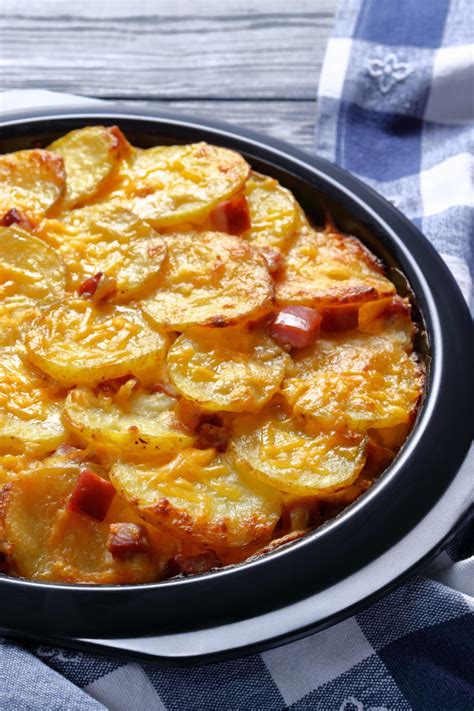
[[0, 1, 335, 99], [0, 0, 336, 150], [119, 99, 317, 152]]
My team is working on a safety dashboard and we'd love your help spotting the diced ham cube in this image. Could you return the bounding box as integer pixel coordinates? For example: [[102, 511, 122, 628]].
[[321, 306, 358, 332], [78, 272, 103, 298], [195, 421, 229, 452], [210, 194, 251, 235], [270, 306, 322, 349], [259, 246, 283, 274], [107, 523, 149, 560], [1, 208, 32, 229], [169, 550, 221, 576], [78, 272, 117, 302], [67, 469, 115, 522]]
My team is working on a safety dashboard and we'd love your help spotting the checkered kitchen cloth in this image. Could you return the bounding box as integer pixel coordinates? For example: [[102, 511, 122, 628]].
[[1, 0, 474, 708], [315, 0, 473, 309]]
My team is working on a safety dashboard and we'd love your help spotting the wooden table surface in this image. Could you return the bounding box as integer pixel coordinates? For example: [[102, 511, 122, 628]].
[[0, 0, 337, 151]]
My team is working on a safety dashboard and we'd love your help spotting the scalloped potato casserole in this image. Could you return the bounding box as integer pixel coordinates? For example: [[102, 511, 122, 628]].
[[0, 127, 424, 583]]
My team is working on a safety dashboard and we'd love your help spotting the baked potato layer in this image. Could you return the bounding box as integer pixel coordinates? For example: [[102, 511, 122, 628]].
[[38, 205, 166, 301], [0, 128, 424, 584], [110, 450, 281, 550], [167, 327, 289, 412], [103, 142, 250, 227], [0, 149, 65, 224], [25, 300, 168, 387], [142, 231, 273, 329]]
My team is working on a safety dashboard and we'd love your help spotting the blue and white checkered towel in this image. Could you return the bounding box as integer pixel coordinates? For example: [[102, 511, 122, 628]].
[[1, 0, 473, 708], [316, 0, 474, 310]]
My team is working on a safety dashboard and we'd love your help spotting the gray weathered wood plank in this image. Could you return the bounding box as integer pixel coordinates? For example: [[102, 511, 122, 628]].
[[0, 0, 335, 99], [118, 99, 317, 152]]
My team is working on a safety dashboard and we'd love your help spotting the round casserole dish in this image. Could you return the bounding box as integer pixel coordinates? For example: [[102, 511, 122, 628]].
[[0, 107, 472, 664]]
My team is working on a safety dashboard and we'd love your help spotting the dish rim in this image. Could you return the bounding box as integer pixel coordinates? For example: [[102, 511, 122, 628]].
[[0, 106, 472, 647]]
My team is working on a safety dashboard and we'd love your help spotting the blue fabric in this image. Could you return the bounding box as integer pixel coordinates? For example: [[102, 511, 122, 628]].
[[1, 1, 474, 708], [316, 0, 474, 308]]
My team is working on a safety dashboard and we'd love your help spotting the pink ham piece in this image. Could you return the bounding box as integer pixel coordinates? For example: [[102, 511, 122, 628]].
[[0, 208, 32, 229], [67, 469, 115, 522], [270, 306, 322, 349], [107, 523, 149, 560], [77, 272, 103, 298], [210, 194, 251, 235], [169, 550, 222, 576]]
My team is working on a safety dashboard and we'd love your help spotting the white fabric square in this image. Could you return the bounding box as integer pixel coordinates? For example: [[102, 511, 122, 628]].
[[431, 559, 474, 599], [85, 663, 165, 711], [425, 44, 474, 124], [261, 617, 374, 706], [318, 38, 353, 100], [439, 254, 472, 304], [420, 152, 473, 217]]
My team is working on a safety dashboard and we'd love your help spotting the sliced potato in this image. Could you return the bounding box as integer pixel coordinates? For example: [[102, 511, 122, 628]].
[[282, 325, 424, 432], [104, 142, 249, 227], [25, 299, 168, 387], [368, 423, 411, 453], [0, 226, 66, 350], [142, 232, 273, 330], [110, 449, 281, 549], [0, 351, 65, 454], [37, 205, 167, 301], [243, 171, 298, 250], [233, 408, 367, 495], [0, 225, 66, 302], [167, 327, 289, 412], [49, 125, 130, 209], [64, 387, 194, 455], [0, 455, 178, 583], [358, 295, 414, 347], [0, 149, 65, 224], [315, 440, 395, 505], [276, 217, 395, 309], [0, 296, 40, 350]]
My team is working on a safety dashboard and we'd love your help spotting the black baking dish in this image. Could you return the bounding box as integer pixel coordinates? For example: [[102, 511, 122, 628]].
[[0, 107, 472, 664]]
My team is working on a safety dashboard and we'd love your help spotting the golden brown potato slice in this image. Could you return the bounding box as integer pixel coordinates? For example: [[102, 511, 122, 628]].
[[104, 142, 250, 228], [48, 125, 130, 210], [37, 205, 167, 301], [232, 408, 367, 495], [0, 455, 179, 583], [0, 225, 66, 302], [142, 232, 273, 330], [244, 171, 298, 250], [282, 323, 424, 432], [276, 217, 395, 309], [167, 326, 289, 412], [25, 299, 168, 387], [110, 448, 281, 549], [64, 387, 194, 456], [0, 351, 65, 454], [0, 149, 65, 224]]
